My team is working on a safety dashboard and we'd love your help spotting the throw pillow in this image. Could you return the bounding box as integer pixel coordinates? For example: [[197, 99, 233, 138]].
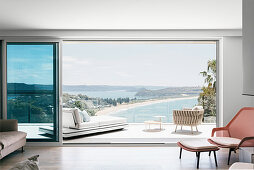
[[192, 106, 203, 110], [73, 108, 82, 125], [79, 110, 91, 122], [10, 155, 40, 170]]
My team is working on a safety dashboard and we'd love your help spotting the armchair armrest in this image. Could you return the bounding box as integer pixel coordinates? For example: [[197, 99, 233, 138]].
[[0, 119, 18, 132], [235, 136, 254, 151], [211, 127, 229, 137]]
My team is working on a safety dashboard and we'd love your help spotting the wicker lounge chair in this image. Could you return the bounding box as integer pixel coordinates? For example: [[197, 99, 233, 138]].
[[173, 106, 204, 133]]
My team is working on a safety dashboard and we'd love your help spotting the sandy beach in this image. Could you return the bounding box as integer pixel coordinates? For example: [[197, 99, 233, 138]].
[[96, 96, 198, 116]]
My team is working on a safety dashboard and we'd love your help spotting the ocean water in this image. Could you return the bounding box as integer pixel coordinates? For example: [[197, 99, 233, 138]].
[[111, 98, 198, 123]]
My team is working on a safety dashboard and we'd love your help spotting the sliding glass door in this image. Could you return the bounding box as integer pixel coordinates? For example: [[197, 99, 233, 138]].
[[7, 42, 59, 141]]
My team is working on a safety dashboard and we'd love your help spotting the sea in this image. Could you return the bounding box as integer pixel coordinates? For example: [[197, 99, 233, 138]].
[[64, 90, 198, 123], [112, 98, 198, 123]]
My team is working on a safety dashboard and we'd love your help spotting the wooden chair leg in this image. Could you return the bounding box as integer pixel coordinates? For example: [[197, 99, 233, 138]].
[[191, 126, 193, 134], [213, 151, 218, 167], [179, 148, 182, 159], [196, 126, 198, 132], [197, 152, 200, 169], [175, 125, 178, 132], [209, 151, 211, 156], [21, 146, 24, 152], [181, 126, 183, 130]]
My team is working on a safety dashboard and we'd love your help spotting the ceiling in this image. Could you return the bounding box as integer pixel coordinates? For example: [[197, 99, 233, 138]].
[[0, 0, 242, 30]]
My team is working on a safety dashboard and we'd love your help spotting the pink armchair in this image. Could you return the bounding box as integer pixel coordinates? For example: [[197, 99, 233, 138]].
[[208, 107, 254, 165]]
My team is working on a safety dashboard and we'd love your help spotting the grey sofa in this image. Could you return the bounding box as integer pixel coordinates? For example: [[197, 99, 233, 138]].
[[0, 119, 27, 159]]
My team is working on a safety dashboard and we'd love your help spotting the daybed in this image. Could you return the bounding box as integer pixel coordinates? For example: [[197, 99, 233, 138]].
[[62, 108, 127, 138], [0, 119, 27, 159]]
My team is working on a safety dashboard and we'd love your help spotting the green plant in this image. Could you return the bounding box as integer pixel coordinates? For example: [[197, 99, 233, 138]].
[[199, 59, 216, 117]]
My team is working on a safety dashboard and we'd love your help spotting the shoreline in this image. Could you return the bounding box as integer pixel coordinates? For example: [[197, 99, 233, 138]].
[[96, 96, 198, 116]]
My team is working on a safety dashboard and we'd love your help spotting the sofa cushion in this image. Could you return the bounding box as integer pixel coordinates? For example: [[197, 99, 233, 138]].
[[72, 108, 82, 125], [210, 137, 241, 147], [179, 139, 218, 150], [93, 116, 127, 126], [62, 108, 76, 128], [74, 116, 126, 129], [0, 131, 27, 149], [76, 121, 100, 129]]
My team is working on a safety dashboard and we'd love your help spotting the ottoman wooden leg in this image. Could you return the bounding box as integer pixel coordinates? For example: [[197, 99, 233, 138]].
[[213, 151, 218, 167], [179, 148, 182, 159], [197, 152, 200, 169]]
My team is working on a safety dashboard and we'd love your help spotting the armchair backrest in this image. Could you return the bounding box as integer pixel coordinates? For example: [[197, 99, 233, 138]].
[[0, 119, 18, 132], [173, 109, 204, 126], [227, 107, 254, 146]]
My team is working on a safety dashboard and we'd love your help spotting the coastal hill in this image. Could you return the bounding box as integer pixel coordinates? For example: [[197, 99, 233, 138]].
[[135, 87, 201, 97], [7, 83, 201, 98], [63, 85, 166, 92]]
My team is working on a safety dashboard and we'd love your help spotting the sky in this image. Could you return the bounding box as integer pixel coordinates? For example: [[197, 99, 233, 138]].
[[6, 42, 216, 87], [63, 41, 216, 87], [7, 44, 54, 85]]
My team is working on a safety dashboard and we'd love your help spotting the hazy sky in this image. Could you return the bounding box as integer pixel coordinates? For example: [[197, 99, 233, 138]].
[[63, 41, 216, 87], [7, 44, 54, 85]]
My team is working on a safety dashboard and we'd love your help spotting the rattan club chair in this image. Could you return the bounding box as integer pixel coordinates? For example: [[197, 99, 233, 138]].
[[173, 107, 204, 133]]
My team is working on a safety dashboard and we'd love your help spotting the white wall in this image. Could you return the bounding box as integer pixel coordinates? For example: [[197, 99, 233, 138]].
[[222, 36, 254, 125], [1, 31, 251, 127]]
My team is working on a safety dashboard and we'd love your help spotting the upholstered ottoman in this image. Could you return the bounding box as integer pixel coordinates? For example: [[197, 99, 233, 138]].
[[229, 162, 254, 169], [177, 139, 219, 169]]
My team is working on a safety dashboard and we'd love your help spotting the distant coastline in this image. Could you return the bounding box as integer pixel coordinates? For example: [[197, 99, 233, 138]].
[[96, 96, 198, 116]]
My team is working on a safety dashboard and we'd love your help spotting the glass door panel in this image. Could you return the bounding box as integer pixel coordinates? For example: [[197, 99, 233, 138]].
[[7, 42, 58, 141]]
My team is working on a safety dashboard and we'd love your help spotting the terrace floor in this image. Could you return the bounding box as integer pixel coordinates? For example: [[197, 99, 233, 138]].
[[18, 123, 216, 143], [63, 123, 216, 144]]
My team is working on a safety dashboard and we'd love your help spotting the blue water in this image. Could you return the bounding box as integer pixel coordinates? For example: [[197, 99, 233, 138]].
[[112, 98, 198, 123]]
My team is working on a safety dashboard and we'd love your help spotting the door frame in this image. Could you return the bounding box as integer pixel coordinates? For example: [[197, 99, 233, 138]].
[[1, 38, 62, 143], [0, 37, 222, 146]]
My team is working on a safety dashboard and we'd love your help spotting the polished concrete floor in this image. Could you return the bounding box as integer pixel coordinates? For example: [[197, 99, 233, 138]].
[[0, 146, 237, 170]]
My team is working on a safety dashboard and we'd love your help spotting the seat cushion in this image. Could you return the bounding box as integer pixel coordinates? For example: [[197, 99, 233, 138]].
[[229, 162, 254, 170], [76, 121, 100, 129], [73, 116, 127, 129], [179, 139, 218, 150], [92, 116, 127, 126], [210, 137, 241, 147], [0, 131, 27, 149]]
